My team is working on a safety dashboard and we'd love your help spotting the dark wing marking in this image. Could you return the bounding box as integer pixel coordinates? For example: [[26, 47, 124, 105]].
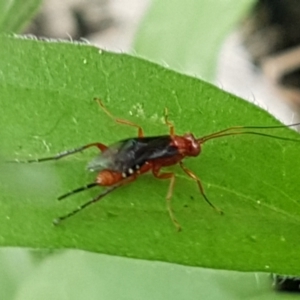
[[132, 136, 178, 167], [87, 135, 178, 173]]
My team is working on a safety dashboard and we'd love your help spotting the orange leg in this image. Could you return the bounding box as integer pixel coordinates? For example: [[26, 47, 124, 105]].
[[152, 167, 181, 231], [179, 161, 223, 214], [163, 107, 175, 136], [94, 98, 144, 137]]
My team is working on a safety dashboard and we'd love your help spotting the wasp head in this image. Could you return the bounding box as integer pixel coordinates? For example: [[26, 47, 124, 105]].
[[181, 133, 201, 157]]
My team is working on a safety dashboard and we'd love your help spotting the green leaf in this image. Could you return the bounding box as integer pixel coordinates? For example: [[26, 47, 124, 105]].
[[0, 0, 42, 33], [134, 0, 255, 80], [1, 35, 300, 275]]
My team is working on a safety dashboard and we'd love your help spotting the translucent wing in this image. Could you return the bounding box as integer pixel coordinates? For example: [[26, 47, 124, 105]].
[[87, 135, 178, 173], [87, 140, 130, 172]]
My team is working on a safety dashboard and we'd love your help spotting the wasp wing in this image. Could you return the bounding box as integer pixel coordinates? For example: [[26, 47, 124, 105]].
[[87, 135, 178, 173], [131, 136, 178, 167], [87, 140, 129, 172]]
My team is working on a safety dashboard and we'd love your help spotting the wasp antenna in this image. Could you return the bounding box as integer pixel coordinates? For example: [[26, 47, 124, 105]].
[[58, 183, 98, 201], [200, 131, 300, 144], [198, 122, 300, 144]]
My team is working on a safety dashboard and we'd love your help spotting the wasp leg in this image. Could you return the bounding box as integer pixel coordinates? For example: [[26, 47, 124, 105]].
[[94, 98, 144, 137], [21, 142, 108, 163], [53, 184, 119, 225], [58, 182, 98, 200], [179, 161, 223, 214], [152, 167, 181, 231], [163, 107, 175, 136], [54, 175, 138, 224]]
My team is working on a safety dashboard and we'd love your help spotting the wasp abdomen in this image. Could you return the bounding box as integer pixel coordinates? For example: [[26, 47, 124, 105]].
[[96, 170, 124, 186]]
